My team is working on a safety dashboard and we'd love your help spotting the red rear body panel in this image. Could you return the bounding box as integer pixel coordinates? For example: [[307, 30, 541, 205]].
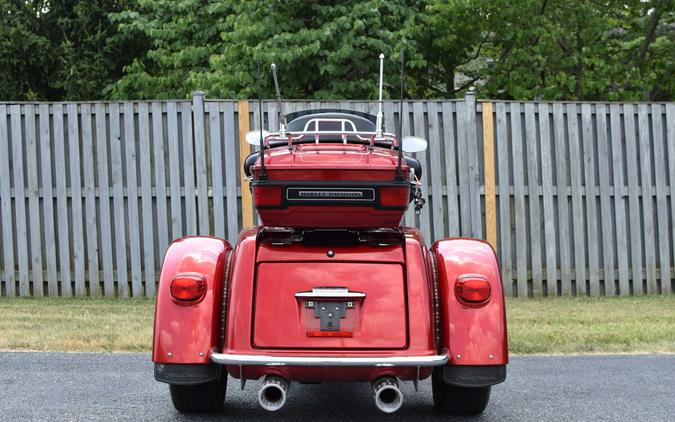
[[432, 238, 509, 366], [254, 262, 407, 349], [215, 227, 437, 382], [152, 237, 231, 364]]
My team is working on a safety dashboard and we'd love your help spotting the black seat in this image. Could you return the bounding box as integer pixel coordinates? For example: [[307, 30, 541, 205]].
[[405, 156, 422, 180], [244, 152, 259, 177]]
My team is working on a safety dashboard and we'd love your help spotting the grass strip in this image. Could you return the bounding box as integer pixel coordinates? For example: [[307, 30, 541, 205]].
[[506, 295, 675, 354], [0, 295, 673, 354]]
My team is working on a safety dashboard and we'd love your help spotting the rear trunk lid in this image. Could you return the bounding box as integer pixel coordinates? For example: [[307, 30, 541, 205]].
[[253, 242, 408, 349]]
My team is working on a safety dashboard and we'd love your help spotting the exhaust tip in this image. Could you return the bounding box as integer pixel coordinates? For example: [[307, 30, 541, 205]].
[[373, 377, 403, 413], [258, 376, 289, 412]]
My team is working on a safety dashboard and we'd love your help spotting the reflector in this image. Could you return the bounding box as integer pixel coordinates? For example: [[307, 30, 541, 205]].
[[455, 276, 491, 304], [379, 186, 409, 208], [253, 185, 283, 207], [307, 331, 353, 338], [170, 273, 206, 302]]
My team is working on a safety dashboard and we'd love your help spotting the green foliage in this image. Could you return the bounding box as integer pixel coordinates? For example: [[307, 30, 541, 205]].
[[109, 0, 229, 99], [0, 1, 54, 100], [420, 0, 675, 101], [111, 0, 424, 100], [0, 0, 146, 100], [1, 0, 673, 100]]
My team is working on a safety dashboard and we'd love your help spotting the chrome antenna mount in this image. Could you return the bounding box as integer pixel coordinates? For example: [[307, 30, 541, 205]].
[[376, 53, 385, 138], [271, 63, 286, 136]]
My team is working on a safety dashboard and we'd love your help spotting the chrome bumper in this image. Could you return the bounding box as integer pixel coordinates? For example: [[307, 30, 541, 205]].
[[210, 350, 448, 367]]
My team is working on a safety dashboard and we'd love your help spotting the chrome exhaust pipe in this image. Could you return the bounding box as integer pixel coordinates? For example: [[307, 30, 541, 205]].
[[372, 377, 403, 413], [258, 376, 289, 412]]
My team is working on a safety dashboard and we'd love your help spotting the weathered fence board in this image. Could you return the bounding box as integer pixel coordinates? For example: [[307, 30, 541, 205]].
[[553, 103, 572, 295], [53, 104, 72, 296], [538, 103, 557, 296], [95, 103, 114, 297], [596, 104, 615, 295], [495, 102, 513, 296], [1, 96, 673, 298], [81, 104, 101, 297], [25, 105, 43, 297], [124, 102, 142, 298], [68, 103, 86, 296], [138, 103, 155, 297], [0, 104, 15, 297]]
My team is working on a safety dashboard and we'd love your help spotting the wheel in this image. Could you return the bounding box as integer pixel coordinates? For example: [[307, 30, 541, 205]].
[[169, 369, 227, 413], [432, 367, 491, 415]]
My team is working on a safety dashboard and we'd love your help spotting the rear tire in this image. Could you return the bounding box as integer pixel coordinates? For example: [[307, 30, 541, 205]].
[[432, 367, 490, 415], [169, 368, 227, 413]]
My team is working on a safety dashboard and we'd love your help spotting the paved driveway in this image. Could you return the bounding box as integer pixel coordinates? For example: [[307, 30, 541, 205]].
[[0, 352, 673, 421]]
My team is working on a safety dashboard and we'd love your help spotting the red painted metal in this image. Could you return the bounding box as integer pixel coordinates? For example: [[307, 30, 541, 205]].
[[253, 261, 407, 349], [432, 238, 509, 366], [152, 135, 508, 389], [251, 144, 411, 228], [152, 236, 232, 364], [213, 227, 439, 382]]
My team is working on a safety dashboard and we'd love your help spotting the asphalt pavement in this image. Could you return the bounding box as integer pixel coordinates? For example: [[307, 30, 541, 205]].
[[0, 352, 673, 421]]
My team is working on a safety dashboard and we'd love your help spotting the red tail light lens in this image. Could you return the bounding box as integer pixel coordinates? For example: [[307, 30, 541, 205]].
[[170, 273, 206, 302], [254, 185, 283, 207], [379, 186, 409, 208], [455, 276, 491, 304]]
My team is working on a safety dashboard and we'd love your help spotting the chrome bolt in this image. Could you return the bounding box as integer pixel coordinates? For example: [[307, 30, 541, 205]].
[[167, 352, 173, 357], [456, 354, 461, 360], [199, 352, 204, 357], [321, 306, 326, 311], [489, 354, 494, 359]]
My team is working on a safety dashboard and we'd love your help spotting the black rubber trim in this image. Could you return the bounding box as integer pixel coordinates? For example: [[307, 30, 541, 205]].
[[219, 250, 234, 348], [429, 251, 441, 351], [442, 365, 507, 387], [155, 363, 219, 385]]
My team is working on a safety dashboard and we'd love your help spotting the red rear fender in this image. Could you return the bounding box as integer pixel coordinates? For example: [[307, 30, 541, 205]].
[[152, 237, 232, 364], [432, 238, 508, 366]]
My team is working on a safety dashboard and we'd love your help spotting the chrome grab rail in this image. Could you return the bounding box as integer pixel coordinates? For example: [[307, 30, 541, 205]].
[[262, 131, 399, 149]]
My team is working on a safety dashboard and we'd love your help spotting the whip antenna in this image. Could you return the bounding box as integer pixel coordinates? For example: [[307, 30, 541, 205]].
[[376, 53, 385, 138], [257, 59, 267, 180], [396, 50, 404, 180], [271, 63, 286, 135]]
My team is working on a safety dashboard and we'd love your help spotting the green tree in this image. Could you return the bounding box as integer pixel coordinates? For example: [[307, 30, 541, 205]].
[[111, 0, 425, 100], [419, 0, 674, 101], [109, 0, 229, 99], [0, 1, 54, 100], [0, 0, 145, 100]]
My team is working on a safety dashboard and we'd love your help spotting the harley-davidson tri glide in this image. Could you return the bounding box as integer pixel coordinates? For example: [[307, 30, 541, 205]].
[[152, 56, 507, 415]]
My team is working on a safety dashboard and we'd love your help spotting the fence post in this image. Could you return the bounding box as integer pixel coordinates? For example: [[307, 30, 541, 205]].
[[237, 101, 254, 230], [481, 102, 497, 252], [464, 90, 482, 239], [193, 92, 211, 235]]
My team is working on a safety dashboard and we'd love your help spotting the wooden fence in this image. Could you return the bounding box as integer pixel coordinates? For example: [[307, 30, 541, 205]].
[[0, 94, 673, 297]]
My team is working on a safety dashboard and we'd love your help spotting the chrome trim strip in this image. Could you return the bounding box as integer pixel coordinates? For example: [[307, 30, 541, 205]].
[[295, 287, 366, 299], [210, 351, 448, 367]]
